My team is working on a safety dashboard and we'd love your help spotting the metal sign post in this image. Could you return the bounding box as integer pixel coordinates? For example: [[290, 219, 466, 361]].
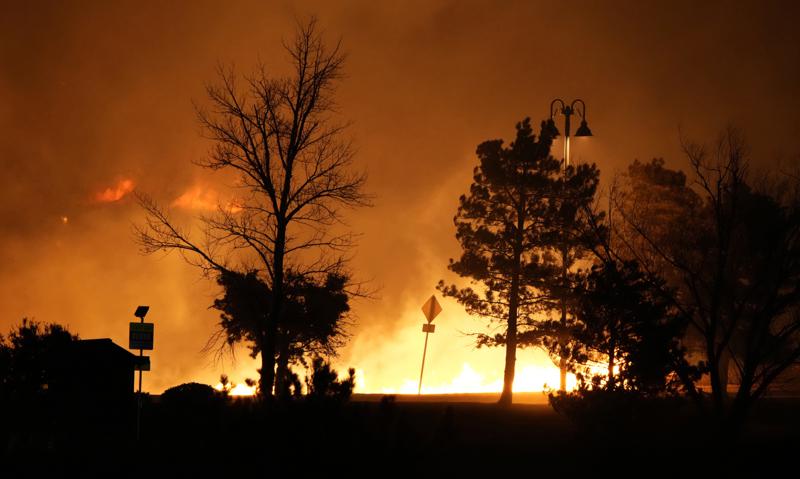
[[418, 295, 442, 395], [130, 305, 152, 442], [137, 331, 142, 442]]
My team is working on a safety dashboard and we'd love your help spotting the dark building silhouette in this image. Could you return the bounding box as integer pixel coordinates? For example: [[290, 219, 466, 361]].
[[51, 338, 137, 446], [63, 338, 136, 399]]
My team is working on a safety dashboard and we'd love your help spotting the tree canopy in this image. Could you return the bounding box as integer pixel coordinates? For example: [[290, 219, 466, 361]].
[[0, 318, 78, 403], [135, 19, 369, 398], [209, 269, 351, 397], [439, 118, 561, 404], [611, 130, 800, 432], [570, 259, 696, 395]]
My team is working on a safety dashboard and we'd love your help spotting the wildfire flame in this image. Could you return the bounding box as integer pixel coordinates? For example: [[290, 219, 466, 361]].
[[172, 185, 242, 213], [214, 381, 257, 396], [95, 179, 135, 202], [373, 362, 577, 395]]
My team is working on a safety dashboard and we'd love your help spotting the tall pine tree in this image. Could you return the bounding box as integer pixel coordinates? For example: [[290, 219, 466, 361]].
[[534, 158, 603, 391], [439, 118, 560, 405]]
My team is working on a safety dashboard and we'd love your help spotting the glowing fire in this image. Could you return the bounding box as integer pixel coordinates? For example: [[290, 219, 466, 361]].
[[338, 298, 585, 397], [199, 300, 593, 398], [373, 362, 576, 395], [172, 185, 242, 213], [214, 381, 257, 396], [210, 361, 575, 398], [95, 179, 135, 202]]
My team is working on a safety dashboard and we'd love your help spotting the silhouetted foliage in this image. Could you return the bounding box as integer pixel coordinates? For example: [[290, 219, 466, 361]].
[[210, 269, 352, 398], [161, 382, 225, 406], [438, 118, 561, 405], [305, 357, 355, 401], [218, 373, 233, 395], [0, 319, 81, 455], [613, 129, 800, 433], [612, 157, 704, 300], [135, 18, 370, 398], [525, 151, 603, 392], [548, 388, 690, 438], [440, 117, 605, 403], [0, 318, 77, 404], [569, 260, 698, 394], [158, 382, 227, 446]]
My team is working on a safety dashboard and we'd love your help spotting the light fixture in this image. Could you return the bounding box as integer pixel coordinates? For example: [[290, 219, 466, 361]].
[[575, 119, 592, 137]]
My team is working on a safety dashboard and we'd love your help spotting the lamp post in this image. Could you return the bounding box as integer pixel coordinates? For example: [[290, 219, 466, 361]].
[[547, 98, 592, 169], [547, 99, 592, 391]]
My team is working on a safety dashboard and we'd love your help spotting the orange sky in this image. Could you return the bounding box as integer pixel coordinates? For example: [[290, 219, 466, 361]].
[[1, 0, 798, 394]]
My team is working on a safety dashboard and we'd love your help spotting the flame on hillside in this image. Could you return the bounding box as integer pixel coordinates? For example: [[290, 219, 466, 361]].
[[172, 185, 242, 213], [95, 179, 135, 202]]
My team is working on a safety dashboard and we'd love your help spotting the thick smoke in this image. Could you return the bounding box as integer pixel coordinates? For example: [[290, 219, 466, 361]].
[[1, 0, 798, 392]]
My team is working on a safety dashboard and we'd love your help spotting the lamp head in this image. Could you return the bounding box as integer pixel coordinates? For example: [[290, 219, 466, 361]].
[[575, 119, 592, 137], [545, 118, 560, 138]]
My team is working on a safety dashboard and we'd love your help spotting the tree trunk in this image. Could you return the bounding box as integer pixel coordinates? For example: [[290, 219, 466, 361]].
[[559, 246, 569, 392], [706, 337, 724, 419], [275, 343, 290, 399], [499, 211, 525, 406], [261, 320, 278, 400], [262, 223, 287, 401], [499, 303, 518, 406], [718, 347, 730, 402], [259, 342, 273, 399], [607, 340, 616, 390]]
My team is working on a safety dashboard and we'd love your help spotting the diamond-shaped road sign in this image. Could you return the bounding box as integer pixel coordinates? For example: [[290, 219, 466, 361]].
[[421, 295, 442, 323]]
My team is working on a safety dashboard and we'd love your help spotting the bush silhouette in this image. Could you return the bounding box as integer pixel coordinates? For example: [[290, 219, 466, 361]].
[[305, 357, 355, 401], [161, 382, 225, 406]]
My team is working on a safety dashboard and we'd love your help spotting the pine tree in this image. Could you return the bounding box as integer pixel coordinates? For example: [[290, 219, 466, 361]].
[[533, 158, 603, 391], [438, 118, 560, 405]]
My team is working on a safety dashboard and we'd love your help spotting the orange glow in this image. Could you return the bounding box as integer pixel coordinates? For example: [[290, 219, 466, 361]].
[[95, 179, 135, 202], [338, 298, 581, 396], [214, 381, 257, 396], [372, 362, 577, 395], [172, 185, 242, 213]]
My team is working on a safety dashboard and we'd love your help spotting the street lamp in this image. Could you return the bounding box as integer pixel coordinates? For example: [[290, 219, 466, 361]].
[[547, 98, 592, 168], [547, 98, 592, 393]]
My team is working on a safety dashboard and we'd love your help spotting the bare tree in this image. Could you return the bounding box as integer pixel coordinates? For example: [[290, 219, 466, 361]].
[[135, 19, 370, 399], [613, 128, 800, 432]]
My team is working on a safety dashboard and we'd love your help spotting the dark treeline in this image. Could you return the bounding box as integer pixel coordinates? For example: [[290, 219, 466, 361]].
[[2, 331, 798, 477]]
